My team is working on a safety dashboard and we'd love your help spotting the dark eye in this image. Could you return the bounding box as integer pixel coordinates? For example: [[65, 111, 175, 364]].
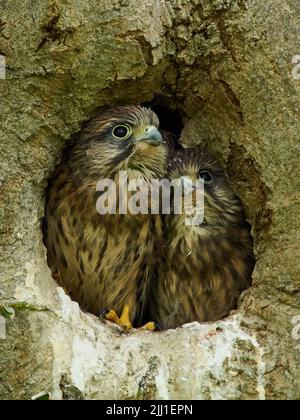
[[112, 125, 131, 139], [199, 171, 213, 184]]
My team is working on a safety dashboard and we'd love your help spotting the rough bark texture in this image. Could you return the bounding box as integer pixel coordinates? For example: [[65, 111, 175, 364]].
[[0, 0, 300, 400]]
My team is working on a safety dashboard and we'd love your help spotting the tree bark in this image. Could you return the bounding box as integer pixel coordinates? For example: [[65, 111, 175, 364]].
[[0, 0, 299, 400]]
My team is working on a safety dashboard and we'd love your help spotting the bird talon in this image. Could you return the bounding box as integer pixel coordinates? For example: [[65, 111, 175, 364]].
[[102, 309, 121, 324], [99, 308, 110, 319], [155, 322, 162, 331], [100, 305, 132, 331], [119, 305, 132, 331], [139, 321, 160, 332]]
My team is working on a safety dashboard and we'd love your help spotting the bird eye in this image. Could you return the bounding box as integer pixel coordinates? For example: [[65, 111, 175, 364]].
[[112, 125, 131, 139], [199, 171, 213, 184]]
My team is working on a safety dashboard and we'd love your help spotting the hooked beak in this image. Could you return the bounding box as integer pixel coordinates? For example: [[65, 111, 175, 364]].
[[134, 125, 163, 146]]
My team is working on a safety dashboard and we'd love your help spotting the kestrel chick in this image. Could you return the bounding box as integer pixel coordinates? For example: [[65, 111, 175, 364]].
[[149, 147, 254, 329], [44, 106, 168, 330]]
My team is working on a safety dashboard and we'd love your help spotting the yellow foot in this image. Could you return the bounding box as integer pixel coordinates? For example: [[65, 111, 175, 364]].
[[119, 305, 132, 331], [139, 322, 161, 332], [101, 305, 132, 332], [100, 306, 160, 332]]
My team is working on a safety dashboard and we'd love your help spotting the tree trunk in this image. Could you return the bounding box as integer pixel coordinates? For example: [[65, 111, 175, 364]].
[[0, 0, 299, 400]]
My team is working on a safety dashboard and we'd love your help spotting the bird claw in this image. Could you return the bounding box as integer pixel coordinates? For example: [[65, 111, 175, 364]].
[[139, 322, 161, 332], [99, 308, 110, 318], [100, 306, 132, 332], [100, 307, 160, 332]]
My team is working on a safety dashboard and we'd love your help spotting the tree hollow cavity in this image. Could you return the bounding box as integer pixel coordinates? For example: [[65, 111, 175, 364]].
[[43, 98, 255, 331]]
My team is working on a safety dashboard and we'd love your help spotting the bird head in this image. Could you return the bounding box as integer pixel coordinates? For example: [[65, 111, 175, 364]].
[[67, 106, 168, 181], [167, 147, 245, 227]]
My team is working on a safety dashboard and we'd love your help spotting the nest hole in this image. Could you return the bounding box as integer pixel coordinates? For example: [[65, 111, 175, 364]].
[[43, 100, 255, 331], [143, 98, 184, 149]]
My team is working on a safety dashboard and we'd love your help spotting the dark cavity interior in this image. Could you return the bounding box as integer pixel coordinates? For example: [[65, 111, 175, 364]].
[[143, 99, 184, 150]]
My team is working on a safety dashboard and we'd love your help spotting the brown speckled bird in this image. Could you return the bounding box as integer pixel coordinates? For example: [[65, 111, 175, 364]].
[[149, 147, 254, 330], [44, 106, 168, 330]]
